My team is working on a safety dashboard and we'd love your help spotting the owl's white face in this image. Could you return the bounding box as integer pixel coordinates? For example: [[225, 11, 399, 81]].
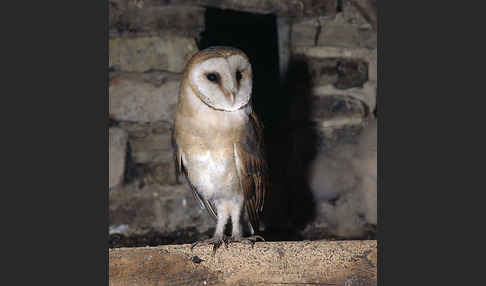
[[189, 54, 252, 112]]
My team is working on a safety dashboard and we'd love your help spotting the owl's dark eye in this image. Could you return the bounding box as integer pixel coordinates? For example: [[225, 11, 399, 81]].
[[206, 73, 219, 82], [236, 70, 242, 82]]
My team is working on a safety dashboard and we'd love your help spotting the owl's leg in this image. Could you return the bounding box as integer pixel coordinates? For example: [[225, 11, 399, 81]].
[[230, 199, 243, 240], [191, 200, 230, 255], [214, 202, 230, 240], [228, 200, 264, 247]]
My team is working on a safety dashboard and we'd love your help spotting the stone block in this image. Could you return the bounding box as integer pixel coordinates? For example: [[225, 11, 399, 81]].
[[311, 81, 376, 113], [197, 0, 337, 17], [109, 128, 128, 188], [317, 22, 376, 49], [308, 95, 368, 128], [119, 121, 172, 164], [316, 7, 376, 49], [343, 0, 375, 28], [293, 46, 377, 105], [109, 5, 205, 38], [109, 183, 214, 237], [294, 46, 376, 64], [290, 18, 320, 47], [109, 71, 181, 123], [118, 120, 177, 186], [306, 57, 368, 89], [289, 7, 376, 50], [109, 35, 198, 72]]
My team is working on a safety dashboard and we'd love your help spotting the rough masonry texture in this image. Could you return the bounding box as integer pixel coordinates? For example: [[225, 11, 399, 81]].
[[108, 1, 207, 242]]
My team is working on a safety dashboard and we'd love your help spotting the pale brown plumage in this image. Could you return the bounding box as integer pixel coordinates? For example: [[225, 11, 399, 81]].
[[172, 47, 268, 251]]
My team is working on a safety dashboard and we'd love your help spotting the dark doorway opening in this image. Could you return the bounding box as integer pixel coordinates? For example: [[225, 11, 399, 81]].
[[198, 8, 284, 132]]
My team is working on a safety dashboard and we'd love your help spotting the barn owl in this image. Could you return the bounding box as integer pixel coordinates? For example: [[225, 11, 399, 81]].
[[172, 46, 268, 253]]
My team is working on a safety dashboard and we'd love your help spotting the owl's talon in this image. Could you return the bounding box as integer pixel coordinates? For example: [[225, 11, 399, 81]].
[[191, 236, 228, 255], [211, 241, 222, 255]]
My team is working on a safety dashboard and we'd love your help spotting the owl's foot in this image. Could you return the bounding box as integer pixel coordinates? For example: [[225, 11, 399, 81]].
[[229, 235, 265, 248], [191, 236, 229, 255]]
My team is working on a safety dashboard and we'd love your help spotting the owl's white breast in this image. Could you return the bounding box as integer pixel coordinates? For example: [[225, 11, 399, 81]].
[[183, 148, 240, 200]]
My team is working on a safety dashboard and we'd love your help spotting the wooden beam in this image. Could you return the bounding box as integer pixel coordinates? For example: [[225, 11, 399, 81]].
[[110, 240, 377, 285]]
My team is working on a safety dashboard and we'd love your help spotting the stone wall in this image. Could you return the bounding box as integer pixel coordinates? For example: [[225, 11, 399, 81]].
[[108, 0, 377, 244], [108, 1, 215, 243], [285, 0, 377, 238], [288, 0, 376, 139]]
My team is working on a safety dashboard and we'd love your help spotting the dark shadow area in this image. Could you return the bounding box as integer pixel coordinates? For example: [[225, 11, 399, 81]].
[[123, 142, 150, 189], [337, 0, 344, 12], [271, 56, 319, 240], [108, 117, 119, 128], [109, 228, 214, 248]]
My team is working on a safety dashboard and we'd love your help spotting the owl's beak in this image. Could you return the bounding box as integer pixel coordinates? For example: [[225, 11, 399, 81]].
[[225, 89, 236, 105]]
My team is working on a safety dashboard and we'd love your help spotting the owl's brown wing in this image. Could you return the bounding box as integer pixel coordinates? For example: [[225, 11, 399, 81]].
[[171, 128, 217, 221], [234, 110, 269, 233]]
